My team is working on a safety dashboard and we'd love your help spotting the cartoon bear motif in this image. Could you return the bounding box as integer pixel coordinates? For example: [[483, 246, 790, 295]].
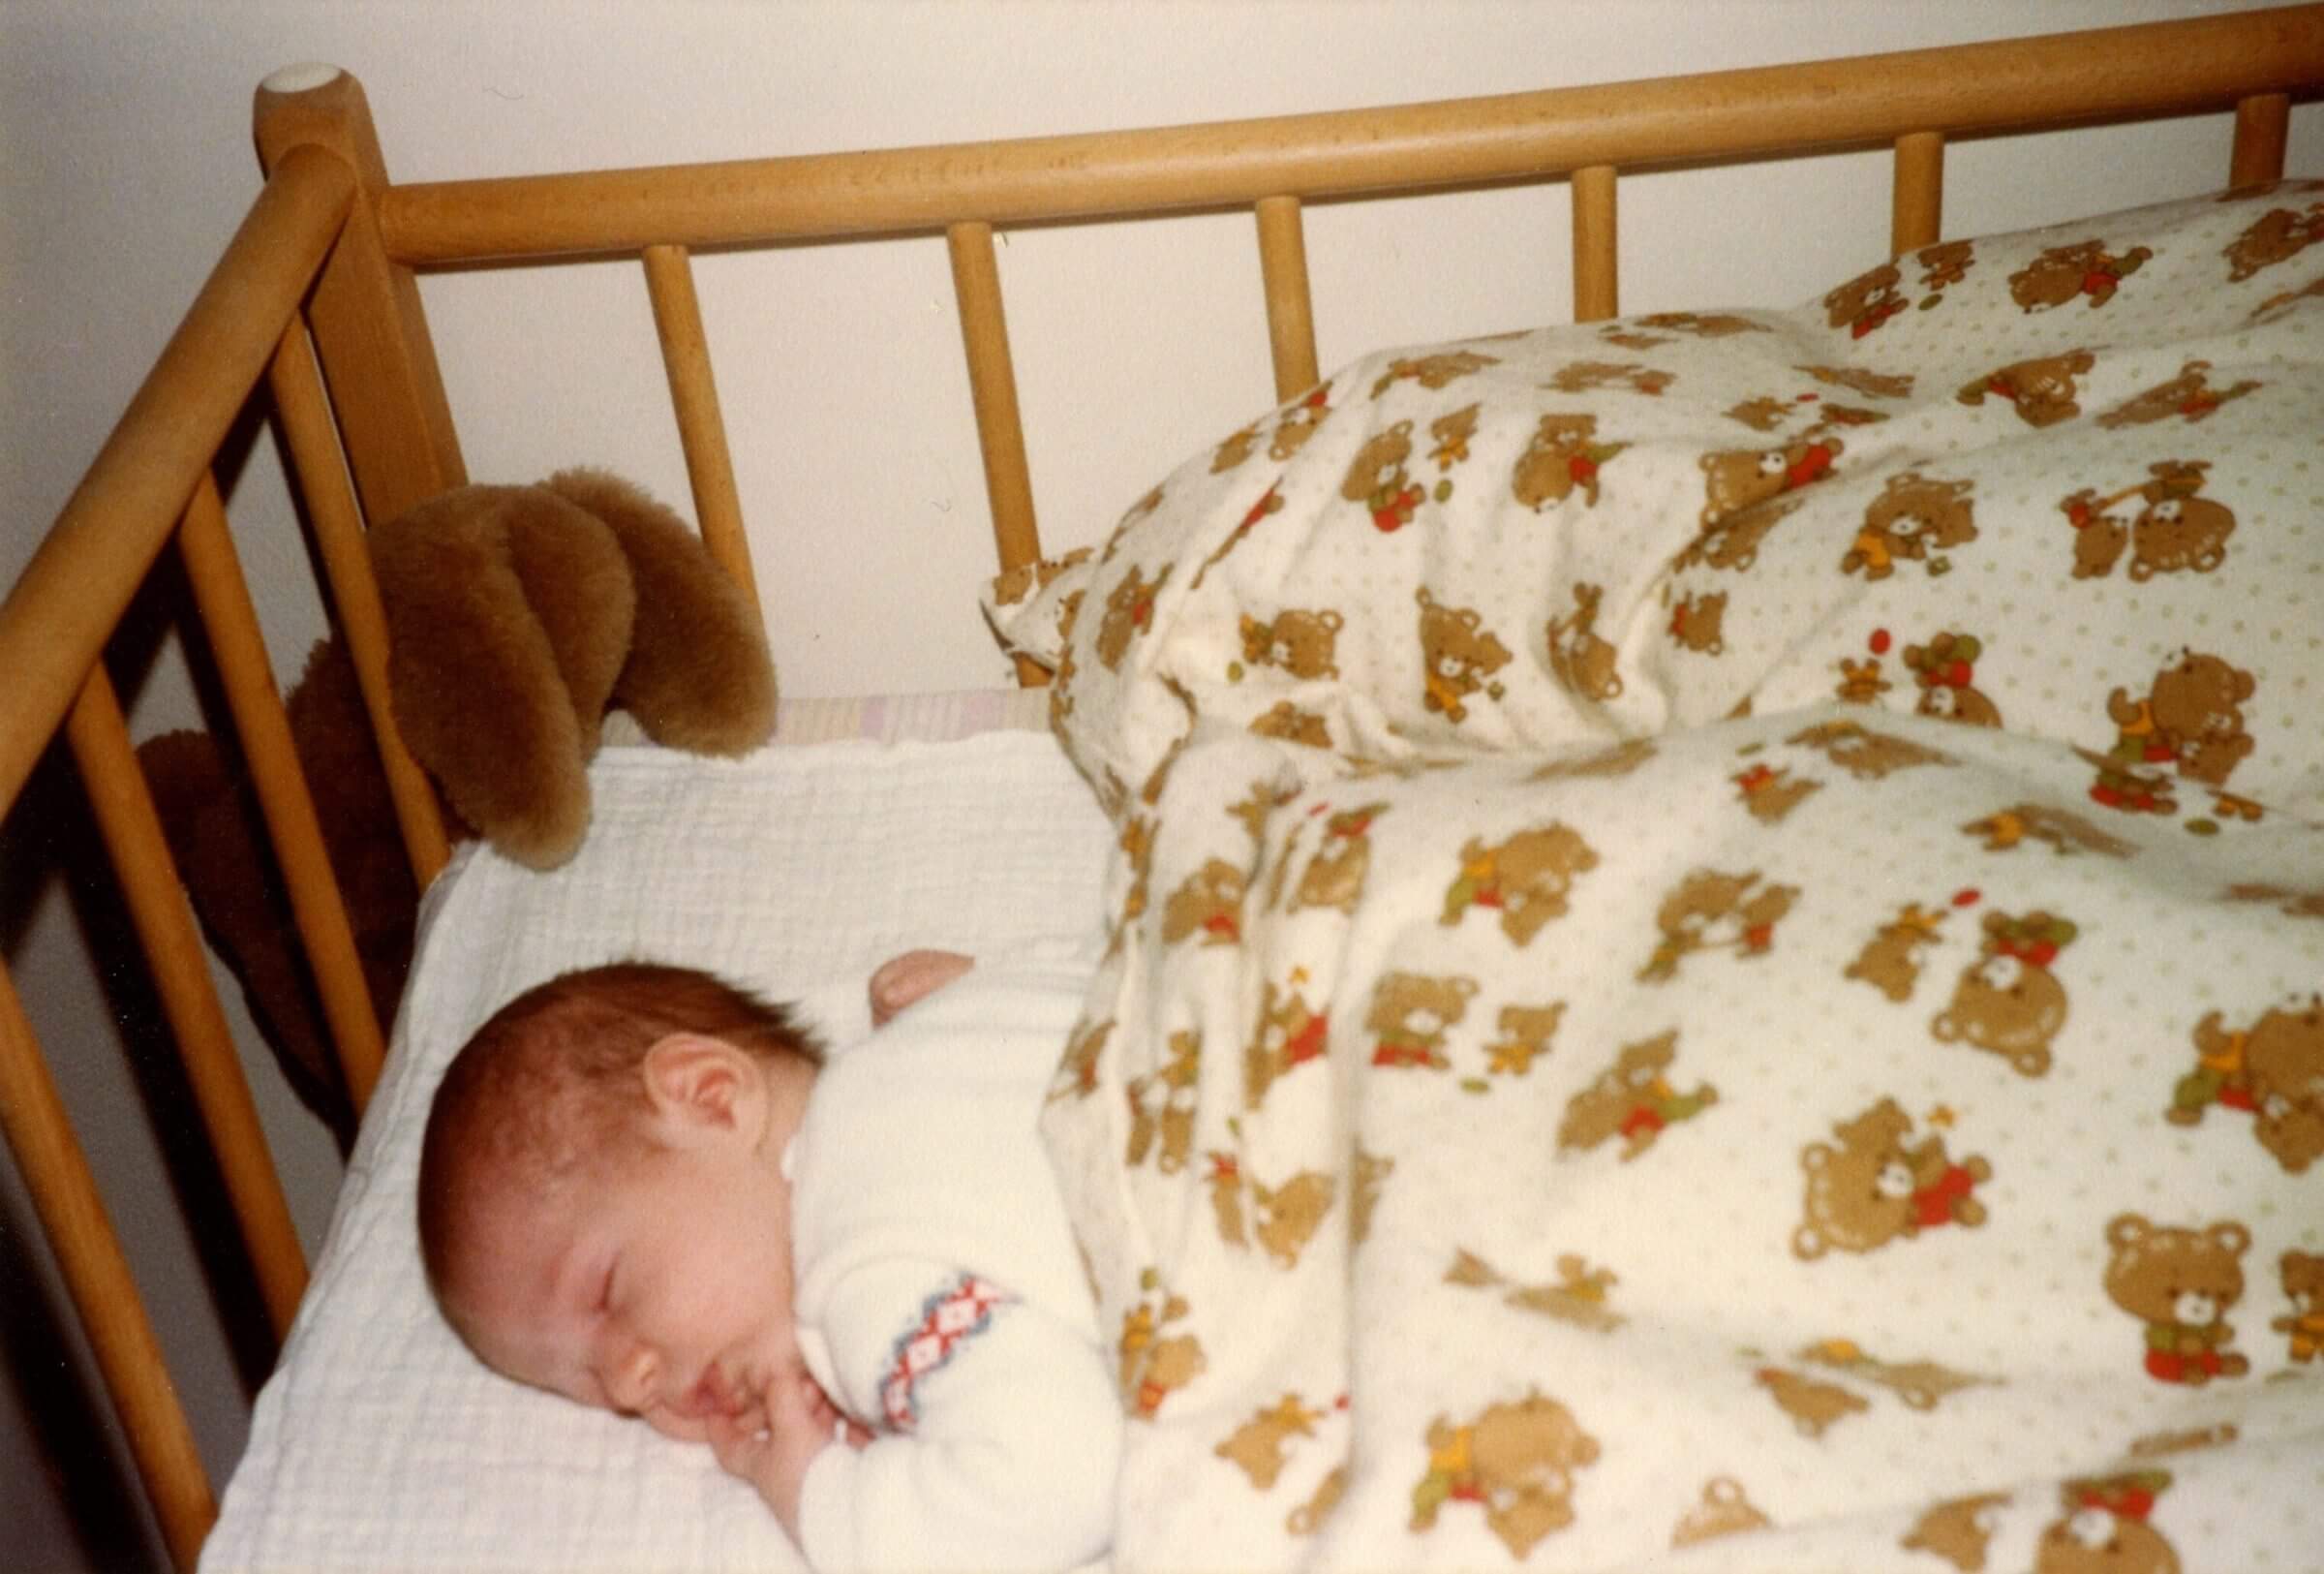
[[2008, 238, 2152, 310], [989, 544, 1091, 607], [1842, 471, 1977, 581], [1834, 655, 1892, 705], [1409, 1391, 1600, 1559], [1637, 311, 1767, 338], [1238, 607, 1344, 681], [1904, 632, 2001, 727], [1544, 581, 1624, 701], [2062, 461, 2236, 582], [1960, 803, 2135, 857], [2096, 359, 2262, 428], [1916, 239, 1976, 295], [1351, 1146, 1393, 1246], [1366, 971, 1478, 1070], [1246, 1170, 1336, 1267], [2275, 1250, 2324, 1363], [1546, 358, 1673, 395], [2034, 1474, 2181, 1574], [1248, 699, 1332, 750], [1291, 802, 1387, 914], [1959, 350, 2097, 427], [2102, 1214, 2251, 1385], [1096, 564, 1169, 669], [1797, 1337, 1987, 1409], [1483, 1002, 1565, 1077], [1902, 1492, 2009, 1571], [1118, 1270, 1207, 1418], [1786, 717, 1954, 780], [1931, 909, 2076, 1075], [1698, 435, 1843, 534], [1416, 588, 1512, 724], [1048, 1015, 1112, 1103], [1447, 1248, 1623, 1332], [1670, 1477, 1771, 1548], [2247, 997, 2324, 1174], [1669, 590, 1728, 654], [1214, 1394, 1327, 1489], [1558, 1030, 1717, 1159], [1754, 1366, 1867, 1435], [1427, 401, 1481, 474], [1441, 822, 1600, 945], [1125, 1031, 1201, 1174], [1341, 420, 1422, 531], [1269, 384, 1333, 460], [1794, 1097, 1991, 1259], [1638, 868, 1797, 983], [1369, 349, 1499, 399], [1211, 421, 1262, 472], [1725, 394, 1791, 431], [2224, 881, 2324, 920], [1846, 902, 1948, 1002], [1245, 976, 1328, 1109], [1512, 413, 1627, 510], [1527, 737, 1658, 783], [1732, 761, 1821, 823], [1824, 260, 1907, 337], [2224, 201, 2324, 280], [1798, 363, 1918, 400], [2250, 271, 2324, 323], [2091, 650, 2256, 811], [1161, 857, 1246, 945]]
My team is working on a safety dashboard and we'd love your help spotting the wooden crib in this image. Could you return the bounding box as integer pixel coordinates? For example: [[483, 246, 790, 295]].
[[3, 8, 2319, 1566]]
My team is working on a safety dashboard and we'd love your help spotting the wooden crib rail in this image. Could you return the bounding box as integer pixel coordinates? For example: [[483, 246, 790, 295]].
[[0, 141, 364, 1573], [373, 8, 2322, 264], [335, 4, 2318, 603]]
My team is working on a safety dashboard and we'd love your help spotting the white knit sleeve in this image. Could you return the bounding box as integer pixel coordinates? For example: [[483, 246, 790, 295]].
[[797, 1262, 1120, 1574]]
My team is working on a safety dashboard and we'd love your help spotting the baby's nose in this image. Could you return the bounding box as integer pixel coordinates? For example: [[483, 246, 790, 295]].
[[603, 1344, 661, 1413]]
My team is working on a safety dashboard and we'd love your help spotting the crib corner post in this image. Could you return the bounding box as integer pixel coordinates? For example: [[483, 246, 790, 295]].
[[253, 65, 466, 530]]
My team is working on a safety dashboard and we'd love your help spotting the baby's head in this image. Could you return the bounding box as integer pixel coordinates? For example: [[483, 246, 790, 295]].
[[418, 962, 822, 1436]]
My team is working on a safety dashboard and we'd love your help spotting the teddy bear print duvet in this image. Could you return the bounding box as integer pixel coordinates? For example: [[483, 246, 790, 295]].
[[995, 180, 2324, 1571]]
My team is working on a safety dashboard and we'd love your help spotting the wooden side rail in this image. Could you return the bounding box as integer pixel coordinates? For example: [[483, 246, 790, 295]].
[[0, 141, 367, 1572], [374, 8, 2321, 264]]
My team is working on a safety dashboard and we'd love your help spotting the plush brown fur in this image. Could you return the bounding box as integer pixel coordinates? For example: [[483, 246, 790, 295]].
[[372, 468, 776, 870], [138, 469, 776, 1142]]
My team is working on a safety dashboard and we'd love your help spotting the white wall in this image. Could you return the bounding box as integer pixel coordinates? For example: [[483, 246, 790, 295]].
[[3, 1, 2315, 1566]]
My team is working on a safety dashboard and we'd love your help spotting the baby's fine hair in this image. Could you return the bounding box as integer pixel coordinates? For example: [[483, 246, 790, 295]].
[[416, 961, 821, 1295]]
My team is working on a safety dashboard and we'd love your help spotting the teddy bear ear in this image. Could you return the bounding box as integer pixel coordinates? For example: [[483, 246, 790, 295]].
[[543, 469, 777, 756]]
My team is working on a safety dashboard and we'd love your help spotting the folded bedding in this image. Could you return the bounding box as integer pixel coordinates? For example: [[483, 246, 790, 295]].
[[995, 181, 2324, 1570]]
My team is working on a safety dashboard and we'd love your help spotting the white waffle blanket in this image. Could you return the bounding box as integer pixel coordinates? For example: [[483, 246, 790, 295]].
[[206, 721, 1110, 1572]]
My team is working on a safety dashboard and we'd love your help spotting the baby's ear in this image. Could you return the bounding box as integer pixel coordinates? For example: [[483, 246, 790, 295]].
[[641, 1033, 753, 1137]]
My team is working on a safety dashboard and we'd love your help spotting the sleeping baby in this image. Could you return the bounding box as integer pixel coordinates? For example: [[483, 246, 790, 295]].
[[415, 942, 1118, 1572]]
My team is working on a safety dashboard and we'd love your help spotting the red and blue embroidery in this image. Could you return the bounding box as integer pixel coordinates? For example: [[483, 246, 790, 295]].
[[880, 1274, 1012, 1430]]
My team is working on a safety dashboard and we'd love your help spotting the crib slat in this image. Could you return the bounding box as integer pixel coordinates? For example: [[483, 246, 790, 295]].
[[255, 66, 467, 531], [945, 221, 1048, 687], [1572, 165, 1618, 322], [68, 665, 308, 1340], [642, 243, 761, 614], [1255, 196, 1321, 401], [0, 960, 215, 1571], [2230, 92, 2291, 188], [176, 475, 385, 1112], [267, 322, 452, 890], [1891, 131, 1945, 255]]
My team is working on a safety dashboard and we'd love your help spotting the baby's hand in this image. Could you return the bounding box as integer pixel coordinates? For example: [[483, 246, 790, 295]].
[[709, 1365, 868, 1541], [869, 949, 974, 1027]]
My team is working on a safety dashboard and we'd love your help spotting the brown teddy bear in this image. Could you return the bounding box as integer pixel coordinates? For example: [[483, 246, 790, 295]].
[[138, 468, 775, 1144], [374, 468, 775, 870]]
